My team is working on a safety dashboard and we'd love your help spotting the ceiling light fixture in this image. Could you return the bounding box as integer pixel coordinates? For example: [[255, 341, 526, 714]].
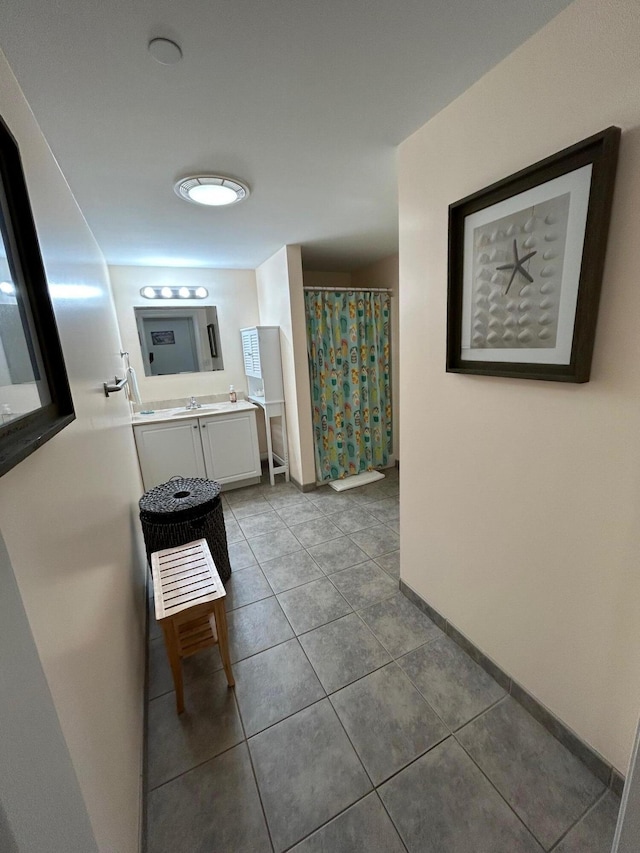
[[174, 175, 250, 207], [140, 286, 209, 300]]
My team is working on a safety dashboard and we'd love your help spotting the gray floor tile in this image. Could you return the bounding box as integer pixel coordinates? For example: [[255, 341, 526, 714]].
[[308, 484, 333, 497], [326, 505, 379, 534], [367, 497, 401, 524], [457, 697, 605, 849], [290, 517, 343, 548], [228, 539, 257, 571], [330, 560, 398, 608], [247, 527, 302, 563], [349, 524, 400, 558], [308, 493, 356, 514], [148, 637, 175, 699], [263, 485, 309, 509], [234, 638, 325, 736], [227, 596, 294, 662], [554, 791, 620, 853], [331, 663, 448, 784], [346, 482, 390, 505], [387, 518, 400, 534], [249, 699, 371, 852], [231, 495, 272, 519], [278, 577, 353, 634], [224, 564, 273, 611], [259, 549, 324, 593], [306, 535, 369, 573], [225, 484, 266, 506], [398, 633, 506, 729], [238, 508, 285, 538], [223, 516, 245, 544], [275, 501, 323, 527], [359, 592, 442, 657], [147, 670, 243, 789], [148, 637, 223, 700], [374, 549, 400, 578], [299, 613, 391, 693], [379, 737, 543, 853], [147, 743, 271, 853], [290, 792, 405, 853]]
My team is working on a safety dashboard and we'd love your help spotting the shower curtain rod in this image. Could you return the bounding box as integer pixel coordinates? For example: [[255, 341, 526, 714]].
[[303, 286, 393, 294]]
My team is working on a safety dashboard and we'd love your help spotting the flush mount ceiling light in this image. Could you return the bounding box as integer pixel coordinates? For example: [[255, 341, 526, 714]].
[[141, 286, 208, 299], [174, 175, 250, 207]]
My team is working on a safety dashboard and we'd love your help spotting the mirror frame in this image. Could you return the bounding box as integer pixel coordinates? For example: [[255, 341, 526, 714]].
[[0, 114, 74, 477]]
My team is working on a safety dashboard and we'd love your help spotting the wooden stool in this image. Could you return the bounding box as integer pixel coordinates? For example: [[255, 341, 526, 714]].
[[151, 538, 234, 714]]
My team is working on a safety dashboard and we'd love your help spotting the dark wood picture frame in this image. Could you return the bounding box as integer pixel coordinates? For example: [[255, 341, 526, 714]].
[[0, 114, 74, 477], [207, 322, 218, 358], [447, 127, 621, 382]]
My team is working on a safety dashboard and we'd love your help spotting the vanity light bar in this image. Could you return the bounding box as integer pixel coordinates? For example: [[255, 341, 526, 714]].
[[140, 286, 209, 300]]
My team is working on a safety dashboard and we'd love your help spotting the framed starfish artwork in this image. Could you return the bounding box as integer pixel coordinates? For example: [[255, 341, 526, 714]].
[[446, 127, 620, 382]]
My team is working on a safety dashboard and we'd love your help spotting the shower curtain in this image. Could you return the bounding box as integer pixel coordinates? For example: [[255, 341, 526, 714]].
[[305, 289, 392, 482]]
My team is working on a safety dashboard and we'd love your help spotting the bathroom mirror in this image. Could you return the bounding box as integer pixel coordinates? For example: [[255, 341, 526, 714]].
[[0, 114, 74, 477], [134, 306, 224, 376]]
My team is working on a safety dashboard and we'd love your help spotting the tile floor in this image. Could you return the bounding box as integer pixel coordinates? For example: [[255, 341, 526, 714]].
[[145, 468, 620, 853]]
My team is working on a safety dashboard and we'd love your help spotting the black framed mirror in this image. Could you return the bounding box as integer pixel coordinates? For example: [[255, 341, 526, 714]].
[[0, 114, 74, 477]]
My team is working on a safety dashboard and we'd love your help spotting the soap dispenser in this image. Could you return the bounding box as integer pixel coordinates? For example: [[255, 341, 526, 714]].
[[229, 385, 237, 403]]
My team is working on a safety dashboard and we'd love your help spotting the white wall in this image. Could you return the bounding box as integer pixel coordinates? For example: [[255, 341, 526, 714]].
[[0, 531, 97, 853], [352, 254, 400, 460], [303, 270, 352, 290], [399, 0, 640, 773], [110, 265, 259, 405], [0, 50, 146, 851], [256, 246, 315, 486]]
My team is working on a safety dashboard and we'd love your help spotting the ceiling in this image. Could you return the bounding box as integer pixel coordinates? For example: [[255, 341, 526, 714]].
[[1, 0, 571, 272]]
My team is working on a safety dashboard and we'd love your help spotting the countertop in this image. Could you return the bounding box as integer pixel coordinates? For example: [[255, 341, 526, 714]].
[[131, 400, 258, 426]]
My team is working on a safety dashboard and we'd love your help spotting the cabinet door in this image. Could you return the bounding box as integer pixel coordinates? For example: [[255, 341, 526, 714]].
[[200, 411, 261, 484], [133, 419, 206, 490]]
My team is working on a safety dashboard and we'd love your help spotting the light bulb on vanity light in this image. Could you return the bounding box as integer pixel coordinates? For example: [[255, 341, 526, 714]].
[[160, 287, 172, 299], [195, 287, 207, 299], [178, 287, 190, 298], [142, 286, 156, 299]]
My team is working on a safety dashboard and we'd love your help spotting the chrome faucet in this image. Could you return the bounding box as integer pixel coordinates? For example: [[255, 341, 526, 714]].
[[186, 396, 201, 410]]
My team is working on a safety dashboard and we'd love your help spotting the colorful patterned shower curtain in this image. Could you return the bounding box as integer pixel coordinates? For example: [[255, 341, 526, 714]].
[[305, 289, 392, 482]]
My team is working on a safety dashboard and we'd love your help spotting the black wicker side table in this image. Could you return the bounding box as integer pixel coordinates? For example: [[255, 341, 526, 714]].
[[139, 477, 232, 583]]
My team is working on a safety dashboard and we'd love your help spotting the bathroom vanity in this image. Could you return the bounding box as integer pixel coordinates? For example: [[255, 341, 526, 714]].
[[132, 400, 261, 490]]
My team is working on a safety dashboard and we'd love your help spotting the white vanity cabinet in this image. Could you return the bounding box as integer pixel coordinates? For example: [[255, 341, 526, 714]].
[[133, 404, 261, 491], [199, 410, 261, 484], [133, 418, 206, 488]]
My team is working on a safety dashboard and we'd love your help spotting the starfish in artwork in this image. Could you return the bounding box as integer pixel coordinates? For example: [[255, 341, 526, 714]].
[[496, 239, 537, 294]]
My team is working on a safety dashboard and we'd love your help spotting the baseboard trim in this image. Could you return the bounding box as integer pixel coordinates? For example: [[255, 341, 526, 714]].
[[399, 579, 623, 793], [289, 475, 317, 493]]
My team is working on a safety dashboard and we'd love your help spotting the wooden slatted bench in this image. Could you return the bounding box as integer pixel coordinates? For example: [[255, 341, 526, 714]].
[[151, 538, 234, 714]]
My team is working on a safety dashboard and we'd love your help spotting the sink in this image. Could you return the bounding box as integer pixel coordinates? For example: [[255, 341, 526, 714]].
[[170, 402, 228, 416]]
